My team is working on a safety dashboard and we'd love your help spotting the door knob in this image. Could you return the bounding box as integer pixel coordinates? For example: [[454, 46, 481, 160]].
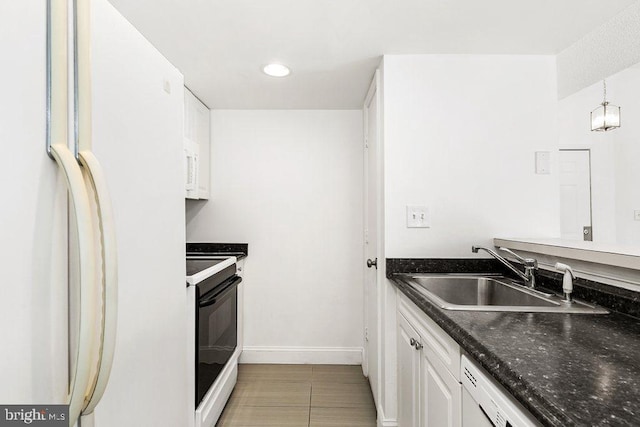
[[366, 258, 377, 269]]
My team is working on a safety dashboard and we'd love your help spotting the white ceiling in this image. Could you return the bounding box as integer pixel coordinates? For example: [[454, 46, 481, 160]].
[[108, 0, 637, 109]]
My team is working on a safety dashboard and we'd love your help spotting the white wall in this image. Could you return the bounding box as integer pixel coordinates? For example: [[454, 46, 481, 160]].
[[557, 1, 640, 99], [558, 80, 617, 242], [613, 67, 640, 244], [382, 55, 561, 258], [558, 65, 640, 245], [186, 110, 364, 363]]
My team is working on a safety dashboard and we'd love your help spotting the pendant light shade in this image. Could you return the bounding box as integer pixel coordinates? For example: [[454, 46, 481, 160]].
[[591, 80, 620, 132]]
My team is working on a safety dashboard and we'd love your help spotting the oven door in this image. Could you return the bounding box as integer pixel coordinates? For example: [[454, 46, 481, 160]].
[[196, 275, 242, 406]]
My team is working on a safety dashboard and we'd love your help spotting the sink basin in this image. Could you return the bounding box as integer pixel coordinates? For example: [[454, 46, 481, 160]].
[[398, 274, 608, 314]]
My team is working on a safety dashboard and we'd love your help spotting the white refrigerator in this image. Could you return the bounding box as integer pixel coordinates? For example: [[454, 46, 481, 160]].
[[0, 1, 189, 426]]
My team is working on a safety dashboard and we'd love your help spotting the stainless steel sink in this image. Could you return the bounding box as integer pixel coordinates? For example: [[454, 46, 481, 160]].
[[398, 274, 608, 314]]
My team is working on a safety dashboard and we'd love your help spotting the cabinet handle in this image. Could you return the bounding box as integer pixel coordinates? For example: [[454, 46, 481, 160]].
[[409, 338, 417, 347], [414, 341, 423, 350]]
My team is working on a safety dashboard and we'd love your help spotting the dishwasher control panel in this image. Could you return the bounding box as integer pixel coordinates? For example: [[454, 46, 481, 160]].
[[461, 355, 540, 427]]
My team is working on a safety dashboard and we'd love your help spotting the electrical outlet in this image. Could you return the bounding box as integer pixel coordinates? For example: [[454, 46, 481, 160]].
[[407, 205, 430, 228], [535, 151, 551, 174]]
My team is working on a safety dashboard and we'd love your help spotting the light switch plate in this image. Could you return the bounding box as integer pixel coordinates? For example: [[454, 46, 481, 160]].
[[407, 205, 430, 228], [535, 151, 551, 174]]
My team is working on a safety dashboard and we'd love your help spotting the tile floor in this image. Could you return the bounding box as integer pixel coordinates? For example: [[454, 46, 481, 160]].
[[216, 364, 377, 426]]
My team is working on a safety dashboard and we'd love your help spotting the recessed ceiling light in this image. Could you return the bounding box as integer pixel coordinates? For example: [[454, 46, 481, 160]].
[[263, 63, 291, 77]]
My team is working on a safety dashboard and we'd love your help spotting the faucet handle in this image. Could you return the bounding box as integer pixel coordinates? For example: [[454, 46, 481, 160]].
[[499, 247, 537, 269]]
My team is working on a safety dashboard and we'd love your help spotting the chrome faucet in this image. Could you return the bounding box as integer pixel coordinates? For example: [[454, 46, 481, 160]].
[[471, 246, 538, 289]]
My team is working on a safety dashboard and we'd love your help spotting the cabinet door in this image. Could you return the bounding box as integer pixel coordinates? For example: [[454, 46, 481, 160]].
[[397, 313, 421, 427], [421, 350, 461, 427]]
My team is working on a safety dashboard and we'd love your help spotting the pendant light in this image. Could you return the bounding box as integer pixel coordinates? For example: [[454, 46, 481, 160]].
[[590, 80, 620, 132]]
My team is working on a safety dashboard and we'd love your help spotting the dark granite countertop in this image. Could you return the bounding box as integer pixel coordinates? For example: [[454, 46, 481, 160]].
[[389, 260, 640, 427]]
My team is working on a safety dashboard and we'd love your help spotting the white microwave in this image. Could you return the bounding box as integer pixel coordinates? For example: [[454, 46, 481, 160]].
[[184, 137, 199, 199]]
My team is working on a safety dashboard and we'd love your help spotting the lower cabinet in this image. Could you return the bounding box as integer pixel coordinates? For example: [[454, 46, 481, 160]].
[[421, 350, 461, 427], [397, 294, 461, 427], [398, 313, 421, 426]]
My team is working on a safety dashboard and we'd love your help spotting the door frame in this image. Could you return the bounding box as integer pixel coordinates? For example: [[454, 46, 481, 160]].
[[362, 69, 382, 401]]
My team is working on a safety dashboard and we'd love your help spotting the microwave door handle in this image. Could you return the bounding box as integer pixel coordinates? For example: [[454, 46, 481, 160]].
[[192, 155, 198, 187], [188, 154, 195, 188], [185, 149, 196, 191], [199, 276, 242, 308]]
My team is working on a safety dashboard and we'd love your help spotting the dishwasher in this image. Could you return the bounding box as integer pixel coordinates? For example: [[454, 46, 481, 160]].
[[461, 355, 541, 427]]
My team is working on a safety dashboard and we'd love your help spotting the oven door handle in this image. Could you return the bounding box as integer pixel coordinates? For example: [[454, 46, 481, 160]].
[[199, 275, 242, 308]]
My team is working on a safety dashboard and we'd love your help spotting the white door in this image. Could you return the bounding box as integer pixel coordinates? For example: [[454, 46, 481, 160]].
[[363, 71, 380, 406], [559, 150, 592, 241]]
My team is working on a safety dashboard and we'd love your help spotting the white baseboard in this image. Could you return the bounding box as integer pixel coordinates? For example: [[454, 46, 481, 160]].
[[239, 346, 363, 365], [376, 405, 398, 427]]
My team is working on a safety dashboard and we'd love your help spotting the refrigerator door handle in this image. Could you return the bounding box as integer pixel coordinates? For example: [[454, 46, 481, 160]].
[[49, 143, 98, 427], [78, 151, 118, 415], [74, 0, 118, 416]]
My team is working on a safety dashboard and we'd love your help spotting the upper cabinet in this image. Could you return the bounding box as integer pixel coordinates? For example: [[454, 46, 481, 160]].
[[184, 87, 210, 200]]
